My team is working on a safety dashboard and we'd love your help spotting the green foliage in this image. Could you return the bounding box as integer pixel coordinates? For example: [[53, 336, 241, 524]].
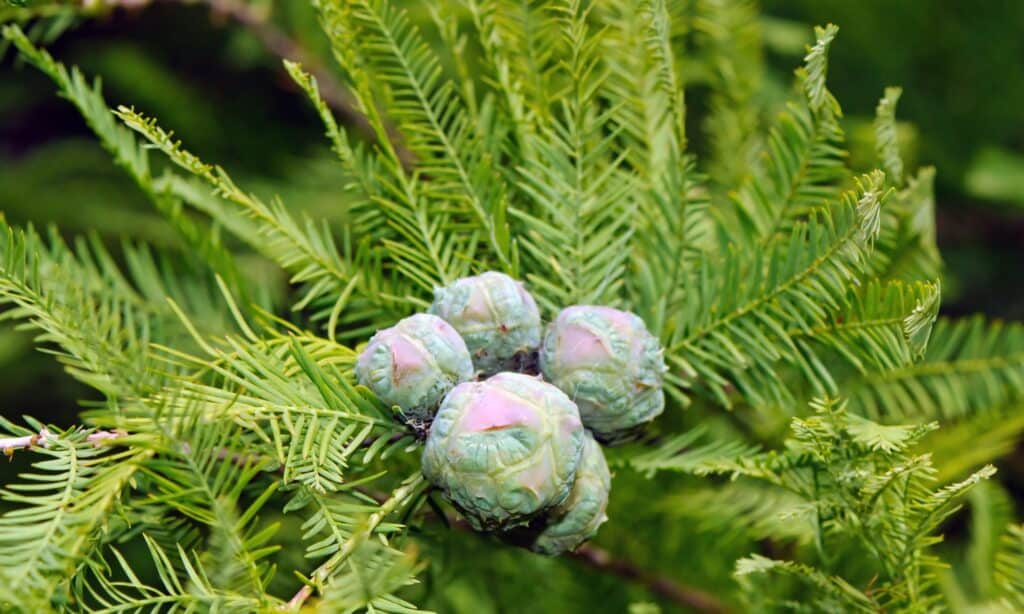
[[846, 316, 1024, 421], [0, 223, 232, 398], [641, 398, 995, 611], [695, 0, 764, 189], [875, 86, 905, 186], [0, 420, 149, 609], [1, 1, 1023, 612]]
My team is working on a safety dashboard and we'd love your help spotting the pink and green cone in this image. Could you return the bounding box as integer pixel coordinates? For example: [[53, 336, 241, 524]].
[[429, 272, 542, 375], [421, 372, 585, 531], [355, 313, 474, 426], [530, 432, 611, 555], [540, 305, 667, 442]]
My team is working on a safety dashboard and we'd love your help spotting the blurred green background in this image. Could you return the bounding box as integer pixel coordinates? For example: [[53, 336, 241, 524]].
[[1, 0, 1023, 423]]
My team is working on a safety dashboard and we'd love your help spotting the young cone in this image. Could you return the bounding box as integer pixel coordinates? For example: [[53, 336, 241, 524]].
[[530, 432, 611, 555], [540, 306, 667, 442], [429, 272, 543, 375], [355, 313, 474, 428], [421, 373, 585, 531]]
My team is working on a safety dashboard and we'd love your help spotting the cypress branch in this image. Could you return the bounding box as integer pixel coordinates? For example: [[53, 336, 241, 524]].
[[2, 3, 1022, 611]]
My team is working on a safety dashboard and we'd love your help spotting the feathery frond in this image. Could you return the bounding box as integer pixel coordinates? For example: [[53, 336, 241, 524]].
[[0, 222, 230, 397], [790, 279, 940, 377], [137, 411, 282, 598], [77, 535, 269, 613], [509, 0, 636, 310], [875, 86, 905, 187], [720, 23, 847, 247], [666, 171, 890, 408], [348, 0, 514, 270], [729, 399, 992, 610], [316, 0, 494, 290], [0, 422, 149, 611], [735, 554, 878, 613], [623, 427, 760, 477], [868, 85, 943, 284], [459, 0, 562, 149], [846, 316, 1024, 421], [600, 0, 713, 335], [872, 167, 943, 283], [155, 331, 414, 493], [313, 541, 425, 613], [113, 105, 373, 322], [656, 481, 814, 544]]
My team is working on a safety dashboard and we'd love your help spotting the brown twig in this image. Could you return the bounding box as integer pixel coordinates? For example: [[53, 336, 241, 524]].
[[1, 428, 128, 457], [571, 543, 730, 613], [403, 490, 731, 613]]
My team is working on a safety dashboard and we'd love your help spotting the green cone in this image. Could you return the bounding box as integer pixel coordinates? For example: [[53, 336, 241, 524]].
[[540, 305, 666, 442], [355, 313, 474, 426], [429, 272, 543, 375], [421, 372, 585, 531], [531, 432, 611, 555]]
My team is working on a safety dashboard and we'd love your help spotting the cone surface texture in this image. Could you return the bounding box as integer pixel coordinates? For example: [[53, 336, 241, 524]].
[[355, 313, 474, 424], [421, 372, 585, 530], [540, 305, 666, 441], [429, 272, 542, 374], [531, 432, 611, 555]]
